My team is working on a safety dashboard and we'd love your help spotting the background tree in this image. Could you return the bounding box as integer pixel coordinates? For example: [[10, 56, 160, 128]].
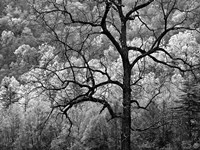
[[174, 74, 200, 148]]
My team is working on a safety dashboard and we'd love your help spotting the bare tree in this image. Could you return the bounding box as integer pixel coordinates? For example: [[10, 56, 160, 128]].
[[27, 0, 200, 149]]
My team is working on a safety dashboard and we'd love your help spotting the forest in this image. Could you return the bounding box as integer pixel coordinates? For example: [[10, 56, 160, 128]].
[[0, 0, 200, 150]]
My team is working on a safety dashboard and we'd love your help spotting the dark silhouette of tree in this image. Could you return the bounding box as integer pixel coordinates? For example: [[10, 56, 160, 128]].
[[24, 0, 200, 149]]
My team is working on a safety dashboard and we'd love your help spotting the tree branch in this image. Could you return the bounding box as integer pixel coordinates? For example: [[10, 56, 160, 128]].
[[61, 96, 119, 119], [125, 0, 154, 20], [101, 2, 122, 54]]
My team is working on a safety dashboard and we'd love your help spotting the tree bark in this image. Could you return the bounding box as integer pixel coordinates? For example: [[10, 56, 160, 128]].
[[121, 59, 132, 150]]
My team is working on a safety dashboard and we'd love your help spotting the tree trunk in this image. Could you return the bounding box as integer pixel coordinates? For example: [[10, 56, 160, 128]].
[[121, 60, 132, 150]]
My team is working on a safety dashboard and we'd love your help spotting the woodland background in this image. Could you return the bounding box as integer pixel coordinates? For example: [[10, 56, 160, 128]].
[[0, 0, 200, 150]]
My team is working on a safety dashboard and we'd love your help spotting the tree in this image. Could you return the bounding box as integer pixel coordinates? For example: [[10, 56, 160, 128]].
[[0, 76, 21, 108], [174, 76, 200, 146], [19, 0, 200, 149]]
